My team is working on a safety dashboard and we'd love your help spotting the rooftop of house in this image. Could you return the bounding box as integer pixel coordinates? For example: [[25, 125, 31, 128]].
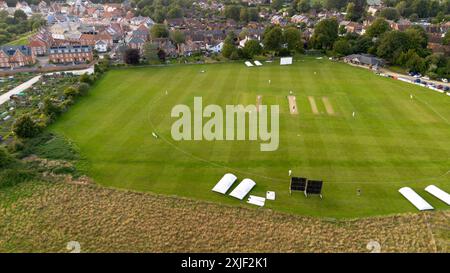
[[0, 45, 33, 57]]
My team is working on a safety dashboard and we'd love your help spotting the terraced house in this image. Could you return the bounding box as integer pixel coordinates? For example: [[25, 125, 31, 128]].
[[0, 46, 36, 68], [49, 45, 93, 64]]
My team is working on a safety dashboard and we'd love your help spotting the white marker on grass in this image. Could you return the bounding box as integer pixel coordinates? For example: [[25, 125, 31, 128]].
[[152, 132, 159, 139], [352, 112, 356, 117], [288, 170, 292, 176], [268, 79, 271, 84]]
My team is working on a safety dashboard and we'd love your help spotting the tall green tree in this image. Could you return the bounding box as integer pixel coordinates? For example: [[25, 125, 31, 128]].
[[263, 26, 284, 51], [366, 18, 391, 38], [243, 39, 262, 58], [150, 24, 169, 38], [310, 18, 338, 50], [284, 27, 303, 52]]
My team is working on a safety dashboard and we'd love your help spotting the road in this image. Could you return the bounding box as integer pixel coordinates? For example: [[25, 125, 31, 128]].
[[380, 68, 450, 88]]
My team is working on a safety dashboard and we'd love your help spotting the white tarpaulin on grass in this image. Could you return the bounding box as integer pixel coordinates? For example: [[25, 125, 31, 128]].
[[280, 57, 293, 65], [425, 185, 450, 205], [254, 60, 263, 66], [229, 178, 256, 200], [247, 198, 264, 207], [245, 61, 254, 67], [212, 173, 237, 194], [399, 187, 434, 211]]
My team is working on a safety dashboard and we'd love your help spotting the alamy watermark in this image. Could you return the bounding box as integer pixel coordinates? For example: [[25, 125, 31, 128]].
[[171, 97, 279, 151]]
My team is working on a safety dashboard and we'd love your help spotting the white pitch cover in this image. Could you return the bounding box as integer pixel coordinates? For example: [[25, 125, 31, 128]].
[[399, 187, 434, 211], [212, 173, 237, 194], [247, 198, 264, 207], [254, 60, 263, 66], [425, 185, 450, 205], [280, 57, 293, 65], [229, 179, 256, 200], [245, 61, 254, 67]]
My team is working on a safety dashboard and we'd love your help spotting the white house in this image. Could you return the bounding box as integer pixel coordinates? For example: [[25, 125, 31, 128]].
[[207, 42, 223, 53], [95, 40, 108, 52]]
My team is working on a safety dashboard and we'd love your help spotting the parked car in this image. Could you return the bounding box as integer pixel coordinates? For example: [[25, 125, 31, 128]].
[[437, 85, 443, 90], [444, 86, 450, 91], [441, 78, 448, 83], [421, 76, 430, 80]]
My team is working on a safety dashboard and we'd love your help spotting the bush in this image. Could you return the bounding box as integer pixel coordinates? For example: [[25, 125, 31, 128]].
[[0, 148, 14, 168], [0, 169, 36, 189], [64, 86, 79, 98], [12, 115, 41, 139], [78, 82, 90, 96]]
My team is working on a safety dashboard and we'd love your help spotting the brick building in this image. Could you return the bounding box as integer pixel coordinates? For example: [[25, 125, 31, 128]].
[[48, 45, 93, 64], [0, 46, 36, 68]]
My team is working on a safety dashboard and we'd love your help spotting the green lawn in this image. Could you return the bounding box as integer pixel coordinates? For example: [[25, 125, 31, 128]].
[[4, 31, 35, 46], [50, 57, 450, 218]]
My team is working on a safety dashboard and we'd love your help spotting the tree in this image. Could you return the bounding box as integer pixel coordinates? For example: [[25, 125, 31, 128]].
[[224, 5, 241, 22], [366, 18, 391, 38], [380, 7, 400, 21], [78, 83, 90, 96], [124, 48, 140, 65], [333, 39, 352, 56], [353, 35, 374, 53], [405, 51, 426, 73], [170, 30, 185, 46], [297, 0, 311, 13], [243, 39, 262, 58], [376, 31, 411, 62], [150, 24, 169, 39], [395, 1, 407, 16], [143, 43, 160, 64], [345, 3, 357, 21], [323, 0, 347, 10], [222, 34, 237, 59], [239, 8, 248, 22], [284, 27, 303, 52], [263, 26, 283, 51], [444, 30, 450, 45], [248, 8, 259, 22], [409, 13, 419, 22], [43, 98, 62, 120], [310, 18, 338, 50], [405, 26, 428, 53], [271, 0, 284, 11], [13, 10, 27, 22], [167, 5, 183, 19], [12, 115, 41, 138], [412, 0, 428, 18]]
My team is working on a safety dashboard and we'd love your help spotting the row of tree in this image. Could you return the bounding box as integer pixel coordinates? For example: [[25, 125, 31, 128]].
[[133, 0, 191, 23], [222, 25, 304, 60], [311, 17, 449, 78], [223, 5, 260, 23]]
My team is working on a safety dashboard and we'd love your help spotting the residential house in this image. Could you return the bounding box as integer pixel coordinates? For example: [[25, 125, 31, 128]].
[[126, 36, 145, 52], [49, 45, 93, 64], [95, 40, 108, 52], [389, 19, 412, 31], [0, 46, 36, 68], [130, 16, 154, 28], [28, 39, 48, 56], [206, 41, 223, 54]]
